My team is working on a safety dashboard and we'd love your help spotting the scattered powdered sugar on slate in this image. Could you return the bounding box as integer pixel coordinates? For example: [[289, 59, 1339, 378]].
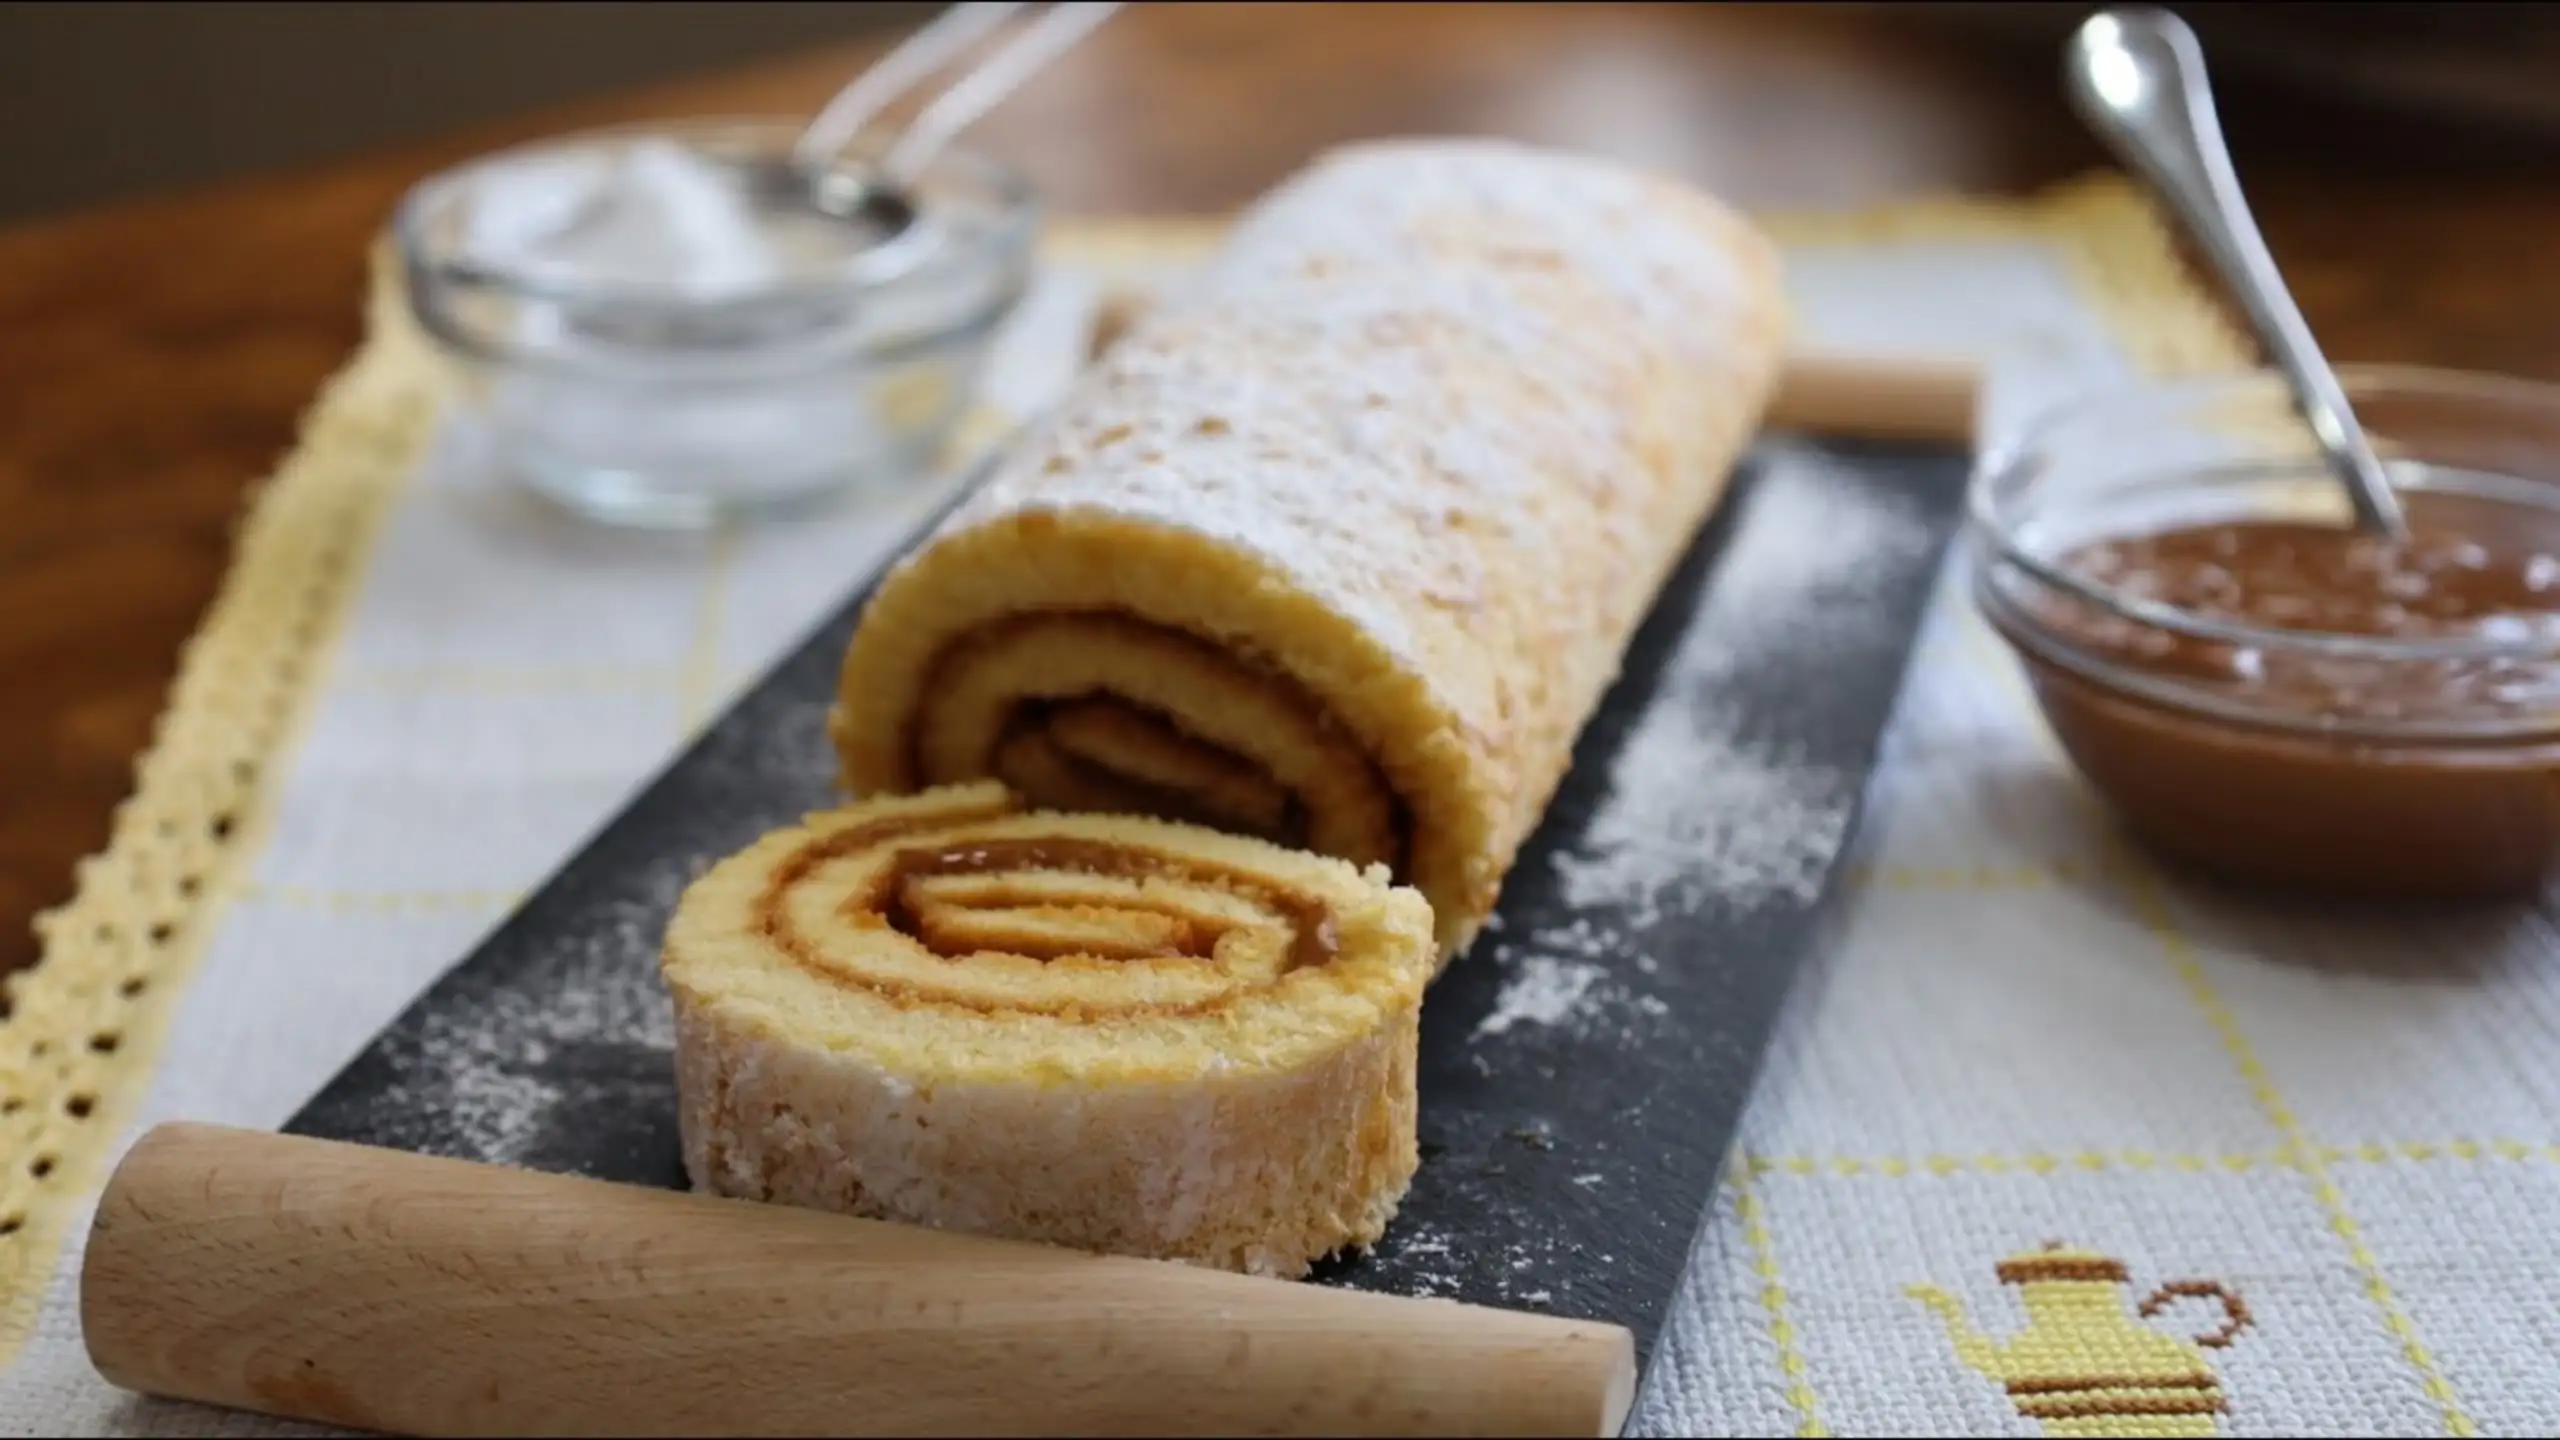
[[1389, 1225, 1465, 1298], [1467, 914, 1645, 1044], [722, 691, 845, 791], [1384, 1220, 1590, 1308], [1698, 440, 1942, 655], [428, 1063, 559, 1167], [1553, 703, 1843, 930], [1469, 443, 1943, 1044], [1552, 444, 1938, 928], [1474, 956, 1608, 1039], [366, 856, 694, 1165]]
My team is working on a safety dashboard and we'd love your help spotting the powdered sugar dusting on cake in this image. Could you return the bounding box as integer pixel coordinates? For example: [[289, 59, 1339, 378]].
[[908, 139, 1786, 730], [1215, 139, 1767, 367]]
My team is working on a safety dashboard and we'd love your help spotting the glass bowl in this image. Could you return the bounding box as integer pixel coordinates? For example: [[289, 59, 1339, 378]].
[[1970, 366, 2560, 902], [396, 118, 1039, 529]]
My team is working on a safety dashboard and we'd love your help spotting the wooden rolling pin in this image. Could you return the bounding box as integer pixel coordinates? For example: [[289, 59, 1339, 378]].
[[1765, 350, 1982, 448], [82, 1123, 1637, 1439], [1089, 292, 1983, 448]]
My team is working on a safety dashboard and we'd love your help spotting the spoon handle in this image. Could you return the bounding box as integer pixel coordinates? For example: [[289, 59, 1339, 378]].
[[2064, 8, 2409, 538], [884, 1, 1126, 183], [796, 2, 1029, 171]]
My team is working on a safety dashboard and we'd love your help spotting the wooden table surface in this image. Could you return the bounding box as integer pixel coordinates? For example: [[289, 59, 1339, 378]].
[[4, 0, 2557, 979]]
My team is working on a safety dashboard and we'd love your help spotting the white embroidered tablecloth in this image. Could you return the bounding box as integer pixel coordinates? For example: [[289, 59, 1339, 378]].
[[6, 174, 2551, 1438]]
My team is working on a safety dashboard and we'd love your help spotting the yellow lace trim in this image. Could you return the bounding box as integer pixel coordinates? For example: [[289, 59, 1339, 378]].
[[0, 245, 445, 1354], [0, 173, 2245, 1364]]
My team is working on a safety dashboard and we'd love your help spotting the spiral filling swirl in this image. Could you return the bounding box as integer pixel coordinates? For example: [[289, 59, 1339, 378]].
[[910, 613, 1408, 874], [740, 785, 1374, 1022]]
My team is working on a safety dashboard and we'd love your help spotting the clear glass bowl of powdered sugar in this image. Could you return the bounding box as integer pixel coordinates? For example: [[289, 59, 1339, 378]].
[[397, 119, 1038, 528]]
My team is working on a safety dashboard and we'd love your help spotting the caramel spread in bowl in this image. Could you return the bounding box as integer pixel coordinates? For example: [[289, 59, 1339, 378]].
[[1974, 370, 2560, 902]]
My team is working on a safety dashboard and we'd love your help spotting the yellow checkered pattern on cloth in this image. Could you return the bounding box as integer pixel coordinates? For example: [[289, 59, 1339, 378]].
[[8, 178, 2552, 1437]]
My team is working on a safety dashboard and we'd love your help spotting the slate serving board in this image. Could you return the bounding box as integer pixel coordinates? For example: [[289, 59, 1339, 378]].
[[288, 434, 1970, 1410]]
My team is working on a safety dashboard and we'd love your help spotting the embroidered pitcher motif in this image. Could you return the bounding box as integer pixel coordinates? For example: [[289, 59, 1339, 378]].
[[1907, 1243, 2253, 1437]]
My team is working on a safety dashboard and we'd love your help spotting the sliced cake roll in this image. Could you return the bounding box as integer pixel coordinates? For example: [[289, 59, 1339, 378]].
[[662, 781, 1433, 1278]]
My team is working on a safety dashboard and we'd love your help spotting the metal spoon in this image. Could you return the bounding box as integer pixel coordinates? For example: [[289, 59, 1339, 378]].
[[771, 0, 1125, 272], [2065, 7, 2410, 539], [563, 1, 1119, 352]]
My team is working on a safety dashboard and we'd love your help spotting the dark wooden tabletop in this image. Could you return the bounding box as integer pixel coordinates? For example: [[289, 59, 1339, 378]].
[[4, 1, 2556, 978]]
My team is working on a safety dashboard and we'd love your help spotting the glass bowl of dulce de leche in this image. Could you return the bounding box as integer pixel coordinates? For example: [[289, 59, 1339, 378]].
[[1972, 366, 2560, 903]]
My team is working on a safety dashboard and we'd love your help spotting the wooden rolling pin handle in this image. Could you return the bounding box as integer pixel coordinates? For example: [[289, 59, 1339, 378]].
[[82, 1123, 1637, 1438], [1767, 351, 1983, 448]]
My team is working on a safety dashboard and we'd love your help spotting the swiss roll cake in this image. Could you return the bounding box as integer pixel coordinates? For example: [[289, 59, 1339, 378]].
[[831, 137, 1790, 960], [662, 781, 1434, 1277]]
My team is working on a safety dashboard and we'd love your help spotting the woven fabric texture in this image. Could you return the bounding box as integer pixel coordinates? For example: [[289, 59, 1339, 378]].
[[11, 180, 2541, 1438]]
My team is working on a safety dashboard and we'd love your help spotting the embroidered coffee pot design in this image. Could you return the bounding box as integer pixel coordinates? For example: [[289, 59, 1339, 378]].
[[1907, 1243, 2253, 1437]]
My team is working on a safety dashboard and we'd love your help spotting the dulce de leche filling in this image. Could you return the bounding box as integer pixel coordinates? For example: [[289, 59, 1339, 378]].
[[880, 837, 1343, 972], [746, 798, 1350, 1021], [2000, 491, 2560, 901]]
